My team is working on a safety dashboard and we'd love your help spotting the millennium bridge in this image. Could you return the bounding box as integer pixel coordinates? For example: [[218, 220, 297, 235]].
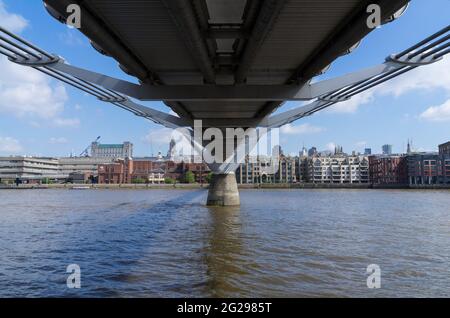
[[0, 0, 448, 205]]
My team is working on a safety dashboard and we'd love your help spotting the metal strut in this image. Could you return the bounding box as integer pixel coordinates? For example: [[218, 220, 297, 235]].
[[262, 25, 450, 128], [0, 26, 191, 129], [0, 25, 449, 128]]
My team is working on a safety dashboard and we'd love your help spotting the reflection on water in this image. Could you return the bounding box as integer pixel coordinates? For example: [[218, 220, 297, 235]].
[[0, 189, 450, 297], [205, 205, 246, 297]]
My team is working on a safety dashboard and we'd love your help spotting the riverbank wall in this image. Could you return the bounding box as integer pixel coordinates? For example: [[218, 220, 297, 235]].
[[1, 183, 449, 190], [0, 183, 205, 190]]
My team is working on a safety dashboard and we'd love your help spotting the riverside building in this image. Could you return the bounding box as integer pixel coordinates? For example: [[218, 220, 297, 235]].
[[439, 141, 450, 156], [368, 155, 408, 185], [305, 155, 369, 184], [58, 157, 116, 181], [0, 156, 62, 183], [91, 141, 133, 159], [236, 155, 297, 184], [407, 152, 450, 185]]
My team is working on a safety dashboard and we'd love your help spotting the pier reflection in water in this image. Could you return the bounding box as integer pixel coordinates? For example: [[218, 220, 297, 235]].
[[0, 189, 450, 297]]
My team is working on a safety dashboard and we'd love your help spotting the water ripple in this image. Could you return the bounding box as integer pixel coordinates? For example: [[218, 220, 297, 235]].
[[0, 189, 449, 297]]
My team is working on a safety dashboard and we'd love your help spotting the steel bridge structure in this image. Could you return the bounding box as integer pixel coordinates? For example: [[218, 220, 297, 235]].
[[0, 0, 448, 205]]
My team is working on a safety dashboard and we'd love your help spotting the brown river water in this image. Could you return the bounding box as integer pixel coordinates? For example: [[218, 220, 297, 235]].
[[0, 188, 449, 297]]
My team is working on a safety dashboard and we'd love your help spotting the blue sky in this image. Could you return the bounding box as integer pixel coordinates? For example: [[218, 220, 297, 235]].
[[0, 0, 449, 157]]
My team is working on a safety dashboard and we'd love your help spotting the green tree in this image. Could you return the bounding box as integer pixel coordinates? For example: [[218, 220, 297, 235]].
[[205, 172, 213, 184], [183, 171, 196, 184], [41, 178, 52, 184], [132, 177, 146, 184], [164, 177, 176, 184]]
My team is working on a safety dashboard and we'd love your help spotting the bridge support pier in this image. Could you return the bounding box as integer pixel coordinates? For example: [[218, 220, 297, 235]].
[[207, 173, 240, 206]]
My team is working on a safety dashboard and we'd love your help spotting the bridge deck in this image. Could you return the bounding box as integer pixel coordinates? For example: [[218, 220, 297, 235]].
[[44, 0, 409, 123]]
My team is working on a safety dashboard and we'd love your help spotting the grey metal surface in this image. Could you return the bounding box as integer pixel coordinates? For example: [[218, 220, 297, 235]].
[[43, 0, 410, 122], [2, 21, 448, 129], [3, 22, 449, 129]]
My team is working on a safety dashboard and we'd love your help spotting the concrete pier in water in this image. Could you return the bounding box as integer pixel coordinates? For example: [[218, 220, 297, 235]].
[[207, 173, 240, 206]]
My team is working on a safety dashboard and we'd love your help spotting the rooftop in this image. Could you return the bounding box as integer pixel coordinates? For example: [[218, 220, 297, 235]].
[[95, 144, 126, 149]]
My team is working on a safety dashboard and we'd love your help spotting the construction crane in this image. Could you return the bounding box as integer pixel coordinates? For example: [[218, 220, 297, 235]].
[[80, 136, 101, 157]]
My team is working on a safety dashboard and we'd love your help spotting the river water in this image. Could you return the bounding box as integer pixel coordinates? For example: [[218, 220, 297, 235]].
[[0, 189, 449, 297]]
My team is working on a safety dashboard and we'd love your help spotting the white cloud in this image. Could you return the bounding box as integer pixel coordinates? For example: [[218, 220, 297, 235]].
[[0, 5, 77, 129], [0, 57, 69, 119], [328, 57, 450, 113], [280, 123, 325, 135], [0, 136, 23, 153], [49, 137, 69, 144], [142, 127, 199, 157], [419, 99, 450, 122], [326, 142, 336, 152], [330, 92, 374, 113], [0, 0, 28, 33], [142, 128, 174, 147], [355, 141, 367, 148], [59, 29, 85, 46], [380, 57, 450, 97], [53, 117, 80, 128]]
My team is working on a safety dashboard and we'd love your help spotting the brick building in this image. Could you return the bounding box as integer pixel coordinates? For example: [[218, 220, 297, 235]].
[[97, 158, 209, 184], [132, 158, 173, 180], [407, 153, 450, 185], [180, 162, 211, 183], [439, 141, 450, 156], [98, 159, 133, 184], [368, 155, 408, 185]]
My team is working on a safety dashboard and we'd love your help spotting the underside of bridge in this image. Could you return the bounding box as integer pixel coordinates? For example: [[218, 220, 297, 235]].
[[5, 0, 448, 206], [44, 0, 409, 126], [42, 0, 409, 206]]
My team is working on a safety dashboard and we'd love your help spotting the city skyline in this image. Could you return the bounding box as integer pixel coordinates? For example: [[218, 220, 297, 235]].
[[2, 139, 448, 186], [0, 137, 446, 159], [0, 0, 449, 158]]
